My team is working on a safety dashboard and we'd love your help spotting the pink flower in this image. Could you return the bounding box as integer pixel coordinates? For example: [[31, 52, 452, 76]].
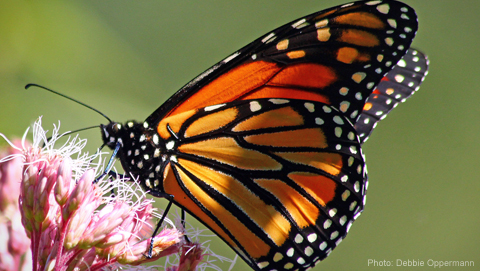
[[1, 119, 185, 271], [167, 243, 204, 271], [0, 140, 31, 271]]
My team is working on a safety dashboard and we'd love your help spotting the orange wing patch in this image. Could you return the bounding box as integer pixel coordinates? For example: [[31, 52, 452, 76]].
[[178, 137, 282, 170], [254, 178, 319, 228], [288, 172, 337, 207], [363, 102, 373, 111], [157, 109, 197, 139], [244, 128, 328, 148], [176, 158, 291, 256], [232, 106, 304, 132], [317, 28, 331, 42], [166, 61, 339, 118], [275, 151, 343, 176], [167, 61, 281, 117], [333, 12, 386, 29], [286, 50, 306, 59], [268, 63, 338, 89], [162, 163, 237, 249], [185, 107, 238, 138], [337, 47, 371, 64], [338, 29, 380, 47]]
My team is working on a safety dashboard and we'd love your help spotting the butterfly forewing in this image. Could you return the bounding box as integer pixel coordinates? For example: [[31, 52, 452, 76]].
[[158, 99, 366, 270], [146, 0, 418, 126]]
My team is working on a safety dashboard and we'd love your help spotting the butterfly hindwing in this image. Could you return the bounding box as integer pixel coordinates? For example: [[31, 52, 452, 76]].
[[158, 99, 366, 270], [355, 48, 429, 143]]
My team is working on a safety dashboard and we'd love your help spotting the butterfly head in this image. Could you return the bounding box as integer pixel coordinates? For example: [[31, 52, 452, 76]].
[[100, 122, 124, 149], [101, 121, 168, 194]]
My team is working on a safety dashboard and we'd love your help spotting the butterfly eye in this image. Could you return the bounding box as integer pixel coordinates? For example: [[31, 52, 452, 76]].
[[114, 123, 121, 132]]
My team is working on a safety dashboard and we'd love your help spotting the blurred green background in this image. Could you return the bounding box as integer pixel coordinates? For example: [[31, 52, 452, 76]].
[[1, 0, 478, 270]]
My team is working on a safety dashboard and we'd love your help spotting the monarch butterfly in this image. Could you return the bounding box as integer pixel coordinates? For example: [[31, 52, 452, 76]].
[[100, 1, 428, 270]]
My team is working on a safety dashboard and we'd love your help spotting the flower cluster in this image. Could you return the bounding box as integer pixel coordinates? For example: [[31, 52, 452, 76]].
[[0, 119, 212, 271], [0, 140, 31, 271]]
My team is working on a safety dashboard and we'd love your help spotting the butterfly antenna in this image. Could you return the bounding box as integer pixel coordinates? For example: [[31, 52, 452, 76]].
[[47, 125, 100, 141], [39, 125, 101, 148], [25, 83, 113, 123]]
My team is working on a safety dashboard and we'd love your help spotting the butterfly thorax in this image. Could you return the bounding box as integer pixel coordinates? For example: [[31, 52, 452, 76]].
[[101, 121, 169, 195]]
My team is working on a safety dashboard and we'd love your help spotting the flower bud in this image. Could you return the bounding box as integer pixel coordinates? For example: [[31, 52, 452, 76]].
[[54, 157, 73, 206]]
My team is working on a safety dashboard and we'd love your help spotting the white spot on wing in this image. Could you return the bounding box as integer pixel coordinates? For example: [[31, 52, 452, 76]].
[[152, 134, 159, 145], [250, 101, 261, 112], [166, 141, 175, 150], [388, 19, 397, 28], [335, 127, 342, 138], [355, 92, 363, 100], [329, 208, 337, 217], [269, 98, 289, 104], [304, 102, 315, 112], [319, 241, 327, 250], [204, 104, 226, 111], [376, 4, 390, 14], [261, 32, 276, 43], [341, 2, 355, 7], [333, 116, 344, 125], [257, 262, 269, 269], [324, 219, 332, 229], [295, 234, 303, 243], [395, 74, 405, 83], [287, 248, 294, 257], [223, 52, 240, 63], [273, 252, 283, 262], [291, 18, 307, 29], [366, 0, 381, 5]]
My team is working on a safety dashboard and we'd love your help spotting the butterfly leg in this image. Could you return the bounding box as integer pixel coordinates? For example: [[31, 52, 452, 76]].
[[181, 208, 191, 243], [146, 194, 174, 258]]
